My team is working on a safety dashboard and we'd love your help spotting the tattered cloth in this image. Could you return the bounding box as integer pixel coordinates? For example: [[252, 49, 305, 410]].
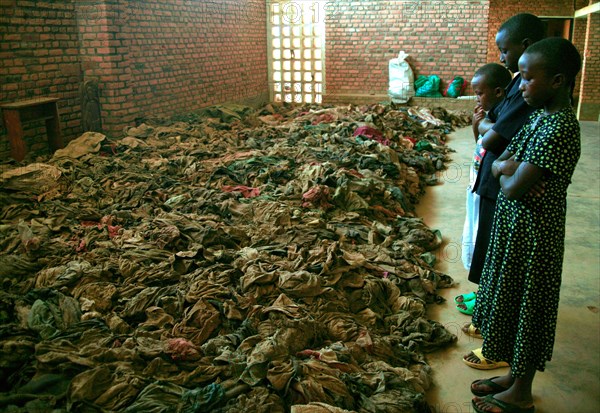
[[0, 103, 470, 412]]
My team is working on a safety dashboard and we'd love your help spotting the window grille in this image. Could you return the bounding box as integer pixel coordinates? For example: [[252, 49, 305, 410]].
[[267, 1, 326, 104]]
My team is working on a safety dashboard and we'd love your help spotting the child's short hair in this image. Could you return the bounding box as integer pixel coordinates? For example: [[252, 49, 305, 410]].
[[474, 63, 513, 90], [524, 37, 582, 84], [499, 13, 545, 44]]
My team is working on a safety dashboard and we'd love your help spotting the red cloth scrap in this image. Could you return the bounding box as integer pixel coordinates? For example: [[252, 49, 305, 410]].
[[222, 185, 261, 198]]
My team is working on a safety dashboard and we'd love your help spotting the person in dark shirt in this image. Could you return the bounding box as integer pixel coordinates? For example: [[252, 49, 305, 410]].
[[462, 13, 546, 369]]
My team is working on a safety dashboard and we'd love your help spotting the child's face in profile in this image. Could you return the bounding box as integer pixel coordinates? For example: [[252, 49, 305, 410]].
[[471, 75, 504, 112], [518, 52, 554, 108], [495, 29, 525, 73]]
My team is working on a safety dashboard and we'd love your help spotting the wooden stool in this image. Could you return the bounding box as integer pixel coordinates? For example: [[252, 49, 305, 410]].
[[1, 97, 63, 161]]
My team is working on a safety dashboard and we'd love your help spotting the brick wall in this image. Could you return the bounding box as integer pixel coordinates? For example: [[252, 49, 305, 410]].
[[485, 0, 599, 121], [75, 1, 134, 137], [124, 0, 268, 128], [324, 0, 490, 101], [572, 15, 588, 100], [0, 0, 82, 157], [1, 0, 267, 160], [486, 0, 575, 64], [1, 0, 597, 161], [565, 0, 590, 104], [578, 9, 600, 120]]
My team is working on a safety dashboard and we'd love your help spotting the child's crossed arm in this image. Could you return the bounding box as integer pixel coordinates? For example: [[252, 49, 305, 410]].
[[492, 151, 546, 200]]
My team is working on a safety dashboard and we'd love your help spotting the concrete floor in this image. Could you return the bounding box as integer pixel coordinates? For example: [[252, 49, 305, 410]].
[[416, 122, 600, 413]]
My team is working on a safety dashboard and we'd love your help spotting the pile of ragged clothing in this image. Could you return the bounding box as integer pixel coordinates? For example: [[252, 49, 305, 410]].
[[0, 102, 470, 413]]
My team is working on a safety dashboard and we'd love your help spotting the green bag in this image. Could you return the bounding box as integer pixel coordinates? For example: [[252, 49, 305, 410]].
[[444, 76, 467, 98], [414, 75, 443, 98]]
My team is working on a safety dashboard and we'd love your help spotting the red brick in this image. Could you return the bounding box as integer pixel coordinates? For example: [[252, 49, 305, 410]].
[[14, 0, 595, 157]]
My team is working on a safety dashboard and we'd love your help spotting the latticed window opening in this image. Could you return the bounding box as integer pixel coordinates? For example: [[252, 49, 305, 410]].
[[267, 1, 326, 104]]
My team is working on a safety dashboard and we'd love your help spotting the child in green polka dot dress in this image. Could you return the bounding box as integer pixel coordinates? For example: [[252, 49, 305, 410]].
[[470, 37, 582, 413]]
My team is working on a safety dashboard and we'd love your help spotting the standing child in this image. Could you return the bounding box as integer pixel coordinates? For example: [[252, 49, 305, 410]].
[[463, 13, 544, 369], [456, 63, 512, 317], [470, 37, 582, 413]]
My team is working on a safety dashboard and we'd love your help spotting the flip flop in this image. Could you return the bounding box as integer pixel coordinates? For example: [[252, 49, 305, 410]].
[[463, 348, 509, 370], [454, 291, 477, 304], [472, 394, 534, 413], [457, 298, 476, 315], [462, 323, 483, 339], [470, 376, 509, 396]]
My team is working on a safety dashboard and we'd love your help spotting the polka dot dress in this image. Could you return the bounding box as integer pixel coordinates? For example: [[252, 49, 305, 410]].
[[472, 107, 581, 377]]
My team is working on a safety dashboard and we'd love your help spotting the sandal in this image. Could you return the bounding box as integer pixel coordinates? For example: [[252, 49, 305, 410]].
[[463, 348, 509, 370], [471, 376, 509, 396], [454, 291, 476, 304], [457, 298, 476, 315], [462, 323, 483, 339], [472, 395, 534, 413]]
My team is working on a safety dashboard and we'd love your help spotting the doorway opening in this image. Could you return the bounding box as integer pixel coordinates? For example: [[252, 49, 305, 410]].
[[540, 17, 573, 40]]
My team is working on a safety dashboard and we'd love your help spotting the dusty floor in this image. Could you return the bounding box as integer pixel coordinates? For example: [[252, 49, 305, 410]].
[[417, 122, 600, 413]]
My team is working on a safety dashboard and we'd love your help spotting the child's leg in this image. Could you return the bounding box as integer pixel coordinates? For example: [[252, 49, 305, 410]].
[[472, 366, 536, 409], [463, 135, 485, 270], [468, 195, 495, 284], [461, 189, 480, 270]]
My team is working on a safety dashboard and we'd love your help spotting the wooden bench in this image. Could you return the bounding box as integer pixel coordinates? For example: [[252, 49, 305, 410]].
[[1, 97, 63, 161]]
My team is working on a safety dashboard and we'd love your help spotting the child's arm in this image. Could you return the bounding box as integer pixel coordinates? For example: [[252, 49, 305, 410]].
[[480, 128, 509, 155], [492, 152, 518, 178], [478, 118, 494, 136], [492, 150, 545, 200], [472, 105, 485, 141]]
